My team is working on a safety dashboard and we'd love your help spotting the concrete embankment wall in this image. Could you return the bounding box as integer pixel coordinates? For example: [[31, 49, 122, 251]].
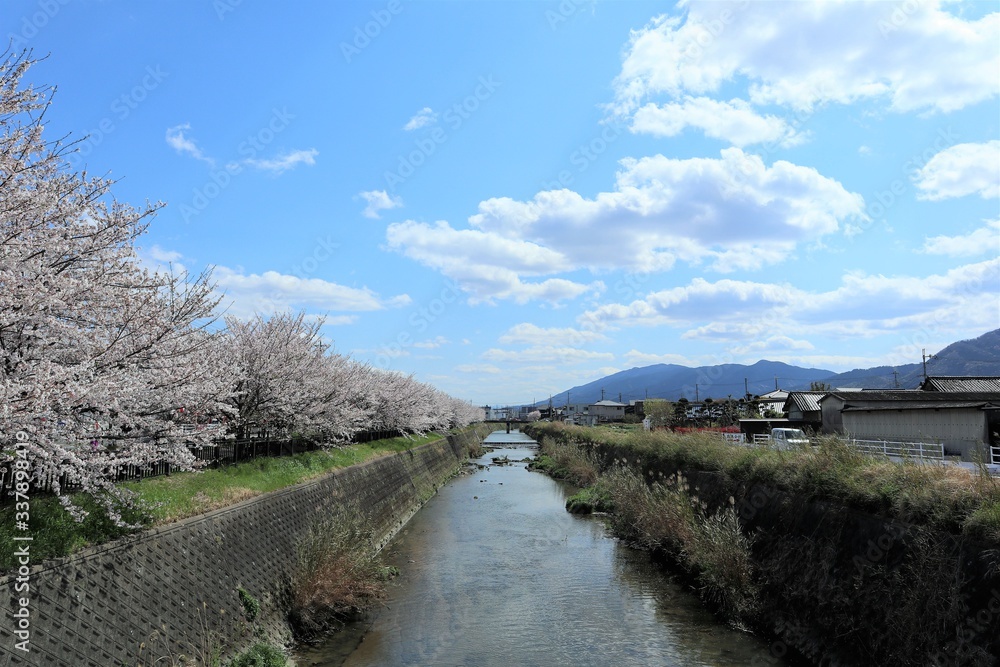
[[534, 430, 1000, 666], [0, 425, 491, 667]]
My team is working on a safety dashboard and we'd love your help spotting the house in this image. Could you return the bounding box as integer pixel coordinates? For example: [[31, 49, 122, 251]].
[[918, 376, 1000, 392], [564, 413, 599, 427], [754, 389, 788, 416], [819, 390, 1000, 461], [485, 406, 512, 421], [781, 391, 827, 430], [589, 400, 627, 422]]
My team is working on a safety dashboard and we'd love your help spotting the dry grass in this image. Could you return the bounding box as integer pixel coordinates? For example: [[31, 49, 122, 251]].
[[288, 506, 390, 640], [602, 465, 757, 622]]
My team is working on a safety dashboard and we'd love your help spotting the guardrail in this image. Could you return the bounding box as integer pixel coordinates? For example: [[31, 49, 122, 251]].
[[848, 439, 944, 461]]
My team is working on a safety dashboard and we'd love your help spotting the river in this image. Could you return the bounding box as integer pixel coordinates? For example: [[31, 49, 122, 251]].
[[292, 432, 789, 666]]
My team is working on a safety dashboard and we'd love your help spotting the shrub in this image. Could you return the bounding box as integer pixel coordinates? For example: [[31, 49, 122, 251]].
[[227, 642, 287, 667]]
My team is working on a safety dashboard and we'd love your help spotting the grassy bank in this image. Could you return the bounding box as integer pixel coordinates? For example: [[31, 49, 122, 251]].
[[528, 422, 1000, 665], [0, 430, 460, 571], [528, 422, 1000, 541]]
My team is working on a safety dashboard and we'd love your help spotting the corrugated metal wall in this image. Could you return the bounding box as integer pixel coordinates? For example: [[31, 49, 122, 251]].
[[843, 408, 987, 458]]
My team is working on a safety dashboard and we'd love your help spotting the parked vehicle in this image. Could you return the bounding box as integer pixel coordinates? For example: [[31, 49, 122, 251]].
[[770, 428, 810, 450]]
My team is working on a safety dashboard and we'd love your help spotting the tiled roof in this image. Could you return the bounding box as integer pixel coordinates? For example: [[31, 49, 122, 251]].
[[825, 390, 1000, 402], [842, 401, 1000, 412], [920, 376, 1000, 392]]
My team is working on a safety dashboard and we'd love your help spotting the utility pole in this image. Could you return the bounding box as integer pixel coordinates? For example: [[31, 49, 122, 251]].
[[893, 370, 900, 388], [618, 392, 622, 403], [922, 349, 935, 380], [601, 387, 605, 401], [775, 377, 779, 391], [695, 383, 699, 402], [744, 377, 750, 402]]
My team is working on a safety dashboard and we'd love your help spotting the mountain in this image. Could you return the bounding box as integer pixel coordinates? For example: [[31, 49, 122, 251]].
[[816, 328, 1000, 389], [538, 360, 836, 405], [532, 328, 1000, 406]]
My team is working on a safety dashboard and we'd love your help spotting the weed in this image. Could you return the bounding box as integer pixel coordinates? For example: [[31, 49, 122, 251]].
[[227, 642, 288, 667], [237, 587, 260, 622], [288, 505, 388, 640]]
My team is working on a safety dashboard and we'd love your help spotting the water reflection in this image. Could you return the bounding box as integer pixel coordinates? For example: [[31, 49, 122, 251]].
[[293, 439, 787, 667]]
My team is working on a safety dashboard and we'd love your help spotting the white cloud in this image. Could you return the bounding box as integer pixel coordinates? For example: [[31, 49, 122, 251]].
[[455, 363, 502, 374], [470, 149, 865, 273], [580, 259, 1000, 341], [413, 335, 450, 349], [214, 266, 410, 319], [630, 97, 806, 147], [165, 124, 214, 165], [387, 149, 864, 303], [612, 2, 999, 115], [921, 219, 1000, 257], [581, 277, 803, 330], [404, 107, 437, 131], [914, 140, 1000, 200], [359, 190, 404, 219], [623, 349, 700, 367], [241, 148, 319, 174], [482, 346, 615, 365], [498, 323, 609, 346], [138, 245, 189, 277], [385, 219, 600, 304], [731, 335, 815, 355]]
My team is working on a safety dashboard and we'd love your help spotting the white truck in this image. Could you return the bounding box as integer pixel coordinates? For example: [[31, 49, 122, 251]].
[[770, 428, 810, 450]]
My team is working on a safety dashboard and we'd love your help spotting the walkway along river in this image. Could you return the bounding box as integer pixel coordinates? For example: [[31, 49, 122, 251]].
[[293, 431, 791, 666]]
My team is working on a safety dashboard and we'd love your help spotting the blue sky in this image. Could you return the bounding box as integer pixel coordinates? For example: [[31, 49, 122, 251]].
[[6, 0, 999, 406]]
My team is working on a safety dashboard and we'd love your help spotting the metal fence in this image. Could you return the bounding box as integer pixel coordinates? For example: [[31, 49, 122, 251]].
[[991, 445, 1000, 466], [847, 439, 945, 461]]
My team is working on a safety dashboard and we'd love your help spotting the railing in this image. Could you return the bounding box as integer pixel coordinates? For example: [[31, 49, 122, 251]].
[[991, 445, 1000, 466], [753, 433, 771, 446], [848, 439, 944, 461]]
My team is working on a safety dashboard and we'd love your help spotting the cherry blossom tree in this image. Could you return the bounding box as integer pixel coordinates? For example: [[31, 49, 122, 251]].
[[1, 51, 482, 523], [0, 51, 229, 521]]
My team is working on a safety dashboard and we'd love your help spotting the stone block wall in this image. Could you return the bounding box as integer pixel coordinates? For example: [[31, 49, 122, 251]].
[[0, 426, 489, 666]]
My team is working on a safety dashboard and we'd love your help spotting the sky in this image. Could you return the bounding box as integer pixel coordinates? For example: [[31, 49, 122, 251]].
[[5, 0, 999, 406]]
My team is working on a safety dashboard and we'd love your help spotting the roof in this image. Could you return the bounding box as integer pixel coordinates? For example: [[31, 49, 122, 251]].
[[843, 401, 1000, 412], [591, 400, 626, 407], [919, 376, 1000, 392], [758, 390, 789, 400], [823, 390, 1000, 403], [783, 391, 826, 413]]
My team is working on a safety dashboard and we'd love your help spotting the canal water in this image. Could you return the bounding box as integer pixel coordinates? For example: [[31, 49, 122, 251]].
[[293, 432, 788, 666]]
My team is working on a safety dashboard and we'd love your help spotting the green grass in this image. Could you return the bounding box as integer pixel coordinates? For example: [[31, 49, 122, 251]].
[[227, 642, 288, 667], [565, 484, 613, 514], [0, 431, 451, 571]]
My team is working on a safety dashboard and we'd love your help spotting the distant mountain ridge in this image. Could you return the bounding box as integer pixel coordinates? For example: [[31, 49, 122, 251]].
[[531, 328, 1000, 406], [818, 328, 1000, 390]]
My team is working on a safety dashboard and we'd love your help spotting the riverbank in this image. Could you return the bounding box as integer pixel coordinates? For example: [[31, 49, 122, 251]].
[[0, 424, 492, 666], [0, 430, 456, 572], [525, 422, 1000, 666], [295, 438, 790, 667]]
